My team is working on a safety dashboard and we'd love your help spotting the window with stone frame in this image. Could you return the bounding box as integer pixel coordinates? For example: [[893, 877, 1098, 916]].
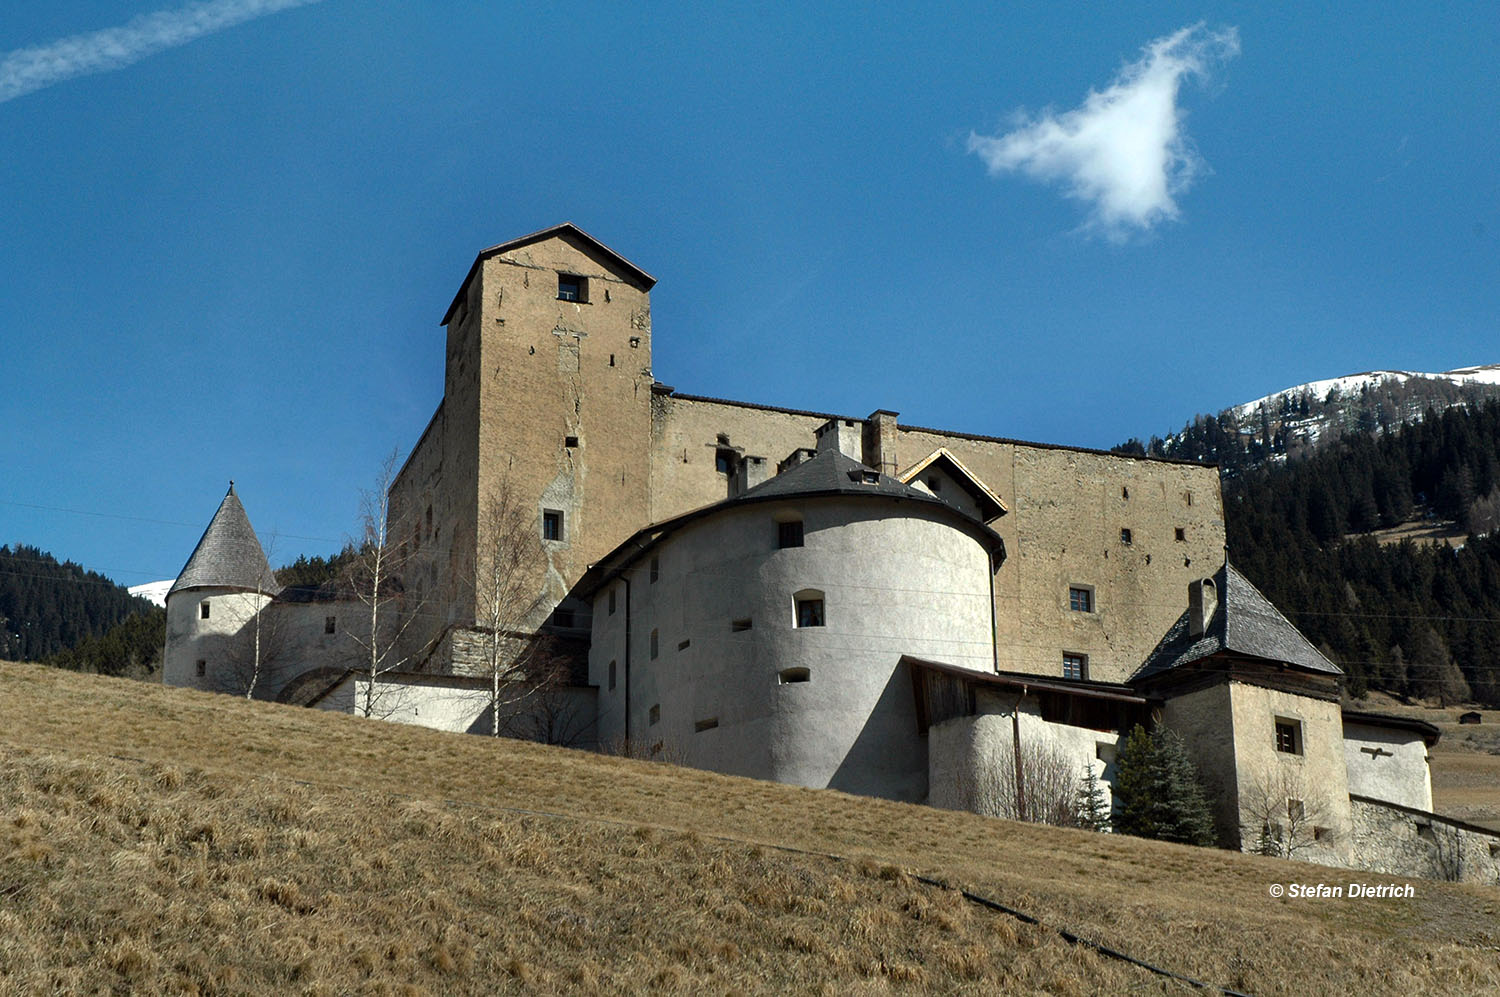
[[1275, 718, 1303, 755]]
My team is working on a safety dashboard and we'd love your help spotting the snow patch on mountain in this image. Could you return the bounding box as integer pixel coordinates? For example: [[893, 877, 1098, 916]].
[[128, 579, 174, 607], [1231, 364, 1500, 418]]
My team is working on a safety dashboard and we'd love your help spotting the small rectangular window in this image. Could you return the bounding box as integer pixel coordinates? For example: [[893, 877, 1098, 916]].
[[649, 629, 658, 659], [677, 639, 690, 651], [778, 520, 804, 549], [1069, 587, 1094, 613], [731, 618, 752, 632], [608, 660, 617, 691], [778, 667, 810, 684], [542, 510, 563, 541], [564, 435, 579, 449], [1287, 799, 1305, 823], [195, 659, 206, 677], [1063, 653, 1088, 681], [608, 589, 617, 615], [1120, 528, 1133, 545], [796, 597, 825, 628], [694, 717, 719, 733], [324, 616, 336, 634], [200, 602, 210, 620], [649, 704, 660, 725], [1175, 528, 1186, 542], [553, 607, 574, 628], [557, 273, 586, 302], [1275, 719, 1302, 755]]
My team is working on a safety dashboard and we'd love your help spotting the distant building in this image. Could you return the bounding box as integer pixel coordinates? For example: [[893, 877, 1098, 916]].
[[162, 225, 1498, 883]]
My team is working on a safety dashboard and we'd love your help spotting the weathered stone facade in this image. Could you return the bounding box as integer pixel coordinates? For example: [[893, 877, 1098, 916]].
[[393, 224, 1224, 684]]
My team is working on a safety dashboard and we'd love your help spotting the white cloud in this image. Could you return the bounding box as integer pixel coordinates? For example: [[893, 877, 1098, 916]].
[[968, 24, 1240, 239], [0, 0, 324, 105]]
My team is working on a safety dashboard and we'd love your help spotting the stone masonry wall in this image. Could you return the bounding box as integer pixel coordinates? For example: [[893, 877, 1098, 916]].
[[651, 393, 1225, 683], [1350, 797, 1500, 885]]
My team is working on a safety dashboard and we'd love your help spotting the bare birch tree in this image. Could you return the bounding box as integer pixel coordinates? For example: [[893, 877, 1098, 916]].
[[1240, 767, 1337, 859], [468, 476, 564, 737], [345, 449, 425, 718], [211, 533, 286, 700]]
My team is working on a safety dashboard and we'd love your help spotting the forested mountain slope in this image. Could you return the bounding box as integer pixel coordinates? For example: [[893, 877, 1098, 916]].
[[1225, 401, 1500, 705], [0, 545, 153, 661]]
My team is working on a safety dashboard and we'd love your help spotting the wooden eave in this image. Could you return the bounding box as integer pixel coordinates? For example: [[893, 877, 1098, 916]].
[[898, 448, 1008, 522]]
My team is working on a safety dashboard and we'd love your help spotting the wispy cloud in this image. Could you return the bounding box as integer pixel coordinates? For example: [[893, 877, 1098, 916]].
[[0, 0, 323, 105], [968, 24, 1240, 240]]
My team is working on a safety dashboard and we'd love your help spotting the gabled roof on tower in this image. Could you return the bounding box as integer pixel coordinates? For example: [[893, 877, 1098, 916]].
[[1131, 562, 1340, 683], [441, 222, 657, 325], [168, 483, 281, 598]]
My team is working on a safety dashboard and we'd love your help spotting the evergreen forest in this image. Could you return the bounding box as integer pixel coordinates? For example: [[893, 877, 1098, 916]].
[[0, 545, 154, 662], [1222, 401, 1500, 706]]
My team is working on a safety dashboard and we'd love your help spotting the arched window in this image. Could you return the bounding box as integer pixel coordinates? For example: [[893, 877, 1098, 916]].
[[793, 589, 825, 628]]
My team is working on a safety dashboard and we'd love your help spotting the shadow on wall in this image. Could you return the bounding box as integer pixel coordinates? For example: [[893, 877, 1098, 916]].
[[828, 661, 927, 803]]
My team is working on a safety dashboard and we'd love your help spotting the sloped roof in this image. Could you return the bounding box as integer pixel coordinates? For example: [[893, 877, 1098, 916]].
[[441, 222, 656, 324], [741, 448, 945, 504], [168, 484, 280, 597], [1132, 563, 1340, 682], [897, 447, 1008, 522], [572, 448, 1004, 598]]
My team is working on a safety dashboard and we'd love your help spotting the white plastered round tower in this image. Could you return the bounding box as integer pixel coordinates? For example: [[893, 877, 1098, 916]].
[[163, 482, 281, 692], [584, 448, 1002, 802]]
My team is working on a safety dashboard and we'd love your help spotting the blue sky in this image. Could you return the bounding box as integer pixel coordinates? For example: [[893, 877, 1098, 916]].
[[2, 1, 1496, 587]]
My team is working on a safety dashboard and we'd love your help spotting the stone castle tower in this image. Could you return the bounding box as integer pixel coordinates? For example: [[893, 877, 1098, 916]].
[[389, 224, 659, 664]]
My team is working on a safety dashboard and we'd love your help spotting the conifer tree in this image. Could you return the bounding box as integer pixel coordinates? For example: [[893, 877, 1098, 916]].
[[1112, 725, 1216, 847], [1075, 765, 1111, 832]]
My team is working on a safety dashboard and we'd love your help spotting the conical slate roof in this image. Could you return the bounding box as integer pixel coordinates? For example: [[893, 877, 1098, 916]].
[[168, 483, 281, 597], [1132, 563, 1340, 683]]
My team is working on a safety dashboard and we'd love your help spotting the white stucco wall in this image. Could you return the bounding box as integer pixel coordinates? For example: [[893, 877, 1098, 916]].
[[317, 673, 597, 746], [1343, 722, 1433, 812], [589, 494, 997, 801], [927, 692, 1116, 815], [163, 587, 275, 692]]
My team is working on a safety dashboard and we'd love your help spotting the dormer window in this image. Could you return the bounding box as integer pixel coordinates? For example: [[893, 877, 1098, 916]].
[[557, 273, 587, 302], [860, 470, 879, 484]]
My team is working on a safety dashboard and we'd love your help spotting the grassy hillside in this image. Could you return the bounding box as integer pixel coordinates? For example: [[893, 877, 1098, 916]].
[[1, 663, 1497, 995]]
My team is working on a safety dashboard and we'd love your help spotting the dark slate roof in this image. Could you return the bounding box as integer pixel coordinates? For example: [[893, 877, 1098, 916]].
[[572, 448, 1004, 598], [1132, 563, 1340, 682], [741, 447, 945, 504], [168, 484, 281, 597]]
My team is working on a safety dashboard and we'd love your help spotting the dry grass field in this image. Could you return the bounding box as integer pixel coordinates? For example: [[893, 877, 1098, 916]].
[[2, 662, 1498, 996], [1358, 692, 1500, 832]]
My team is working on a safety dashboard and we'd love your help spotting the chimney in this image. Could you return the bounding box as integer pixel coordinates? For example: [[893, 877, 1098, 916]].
[[730, 455, 769, 496], [778, 448, 816, 473], [814, 418, 862, 461], [862, 410, 899, 476], [1188, 578, 1219, 637]]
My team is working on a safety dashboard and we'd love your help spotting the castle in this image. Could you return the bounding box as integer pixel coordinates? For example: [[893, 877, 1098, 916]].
[[163, 224, 1499, 882]]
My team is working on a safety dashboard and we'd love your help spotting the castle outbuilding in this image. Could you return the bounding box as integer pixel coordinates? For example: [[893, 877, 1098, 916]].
[[163, 225, 1499, 883]]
